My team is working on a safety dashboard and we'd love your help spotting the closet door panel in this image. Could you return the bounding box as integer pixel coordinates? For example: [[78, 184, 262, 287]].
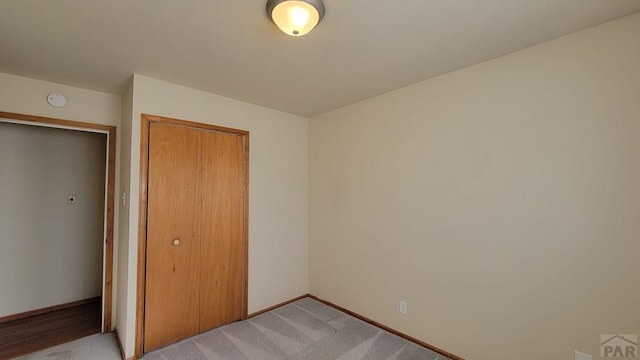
[[144, 123, 202, 352], [199, 130, 245, 332]]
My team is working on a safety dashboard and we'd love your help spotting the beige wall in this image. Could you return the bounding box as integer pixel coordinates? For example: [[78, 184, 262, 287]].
[[115, 79, 133, 350], [0, 72, 121, 330], [4, 12, 639, 360], [309, 13, 640, 360], [0, 72, 121, 127], [0, 122, 106, 317], [117, 74, 309, 357]]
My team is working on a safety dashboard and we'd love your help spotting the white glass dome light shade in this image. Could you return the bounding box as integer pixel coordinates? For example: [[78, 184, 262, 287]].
[[267, 0, 325, 37]]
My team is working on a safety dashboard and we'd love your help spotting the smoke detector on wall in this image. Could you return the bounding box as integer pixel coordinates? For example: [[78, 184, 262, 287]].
[[47, 93, 67, 107]]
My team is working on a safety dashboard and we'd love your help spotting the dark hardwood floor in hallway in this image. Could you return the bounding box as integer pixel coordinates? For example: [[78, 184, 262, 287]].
[[0, 297, 101, 360]]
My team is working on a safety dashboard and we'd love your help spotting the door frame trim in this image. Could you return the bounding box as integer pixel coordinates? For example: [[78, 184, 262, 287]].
[[135, 114, 249, 358], [0, 111, 116, 332]]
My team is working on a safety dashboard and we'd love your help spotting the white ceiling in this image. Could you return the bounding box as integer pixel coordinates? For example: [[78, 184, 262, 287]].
[[1, 1, 639, 117]]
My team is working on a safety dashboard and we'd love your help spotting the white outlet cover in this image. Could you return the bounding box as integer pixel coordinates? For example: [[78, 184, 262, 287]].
[[575, 351, 592, 360], [399, 301, 407, 314], [47, 93, 67, 107]]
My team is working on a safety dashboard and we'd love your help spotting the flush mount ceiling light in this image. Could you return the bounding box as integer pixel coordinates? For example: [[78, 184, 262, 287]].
[[266, 0, 325, 37]]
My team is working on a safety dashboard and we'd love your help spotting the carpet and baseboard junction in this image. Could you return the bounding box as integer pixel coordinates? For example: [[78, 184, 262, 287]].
[[13, 297, 460, 360]]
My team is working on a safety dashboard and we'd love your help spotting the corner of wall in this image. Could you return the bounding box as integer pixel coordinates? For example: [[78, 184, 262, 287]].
[[116, 76, 135, 357]]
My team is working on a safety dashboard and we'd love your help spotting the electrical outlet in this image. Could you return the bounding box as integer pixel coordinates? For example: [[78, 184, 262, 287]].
[[67, 194, 77, 205], [399, 301, 407, 315]]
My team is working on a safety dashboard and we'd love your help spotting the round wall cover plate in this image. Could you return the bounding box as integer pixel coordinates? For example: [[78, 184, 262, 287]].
[[47, 93, 67, 107]]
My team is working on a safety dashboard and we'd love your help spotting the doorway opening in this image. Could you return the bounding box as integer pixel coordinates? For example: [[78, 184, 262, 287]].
[[0, 111, 115, 359]]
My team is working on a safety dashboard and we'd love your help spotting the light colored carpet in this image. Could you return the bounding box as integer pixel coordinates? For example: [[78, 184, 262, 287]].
[[143, 298, 450, 360], [12, 332, 121, 360], [12, 298, 451, 360]]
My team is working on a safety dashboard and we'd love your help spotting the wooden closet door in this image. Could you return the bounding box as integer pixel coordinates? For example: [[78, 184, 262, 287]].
[[144, 123, 202, 352], [199, 130, 246, 332]]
